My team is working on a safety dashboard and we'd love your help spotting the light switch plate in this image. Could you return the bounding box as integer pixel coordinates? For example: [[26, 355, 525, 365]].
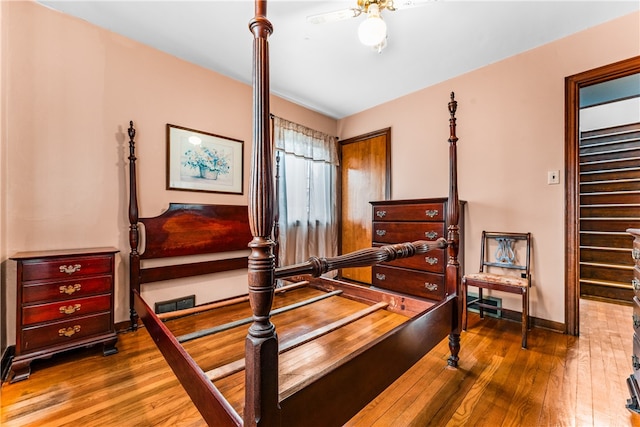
[[547, 170, 560, 185]]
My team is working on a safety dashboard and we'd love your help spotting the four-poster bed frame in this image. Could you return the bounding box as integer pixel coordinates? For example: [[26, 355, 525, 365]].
[[127, 1, 462, 425]]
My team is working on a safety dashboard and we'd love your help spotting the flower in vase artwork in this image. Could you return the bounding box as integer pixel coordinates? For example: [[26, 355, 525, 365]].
[[182, 145, 231, 180], [168, 124, 243, 194]]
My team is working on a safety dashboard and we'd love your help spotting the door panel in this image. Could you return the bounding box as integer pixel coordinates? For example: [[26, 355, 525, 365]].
[[340, 129, 390, 284]]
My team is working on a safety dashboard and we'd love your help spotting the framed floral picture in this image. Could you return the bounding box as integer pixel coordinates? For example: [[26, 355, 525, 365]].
[[166, 124, 244, 194]]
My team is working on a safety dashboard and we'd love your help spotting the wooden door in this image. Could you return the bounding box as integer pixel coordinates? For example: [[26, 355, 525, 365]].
[[579, 122, 640, 301], [339, 129, 390, 284]]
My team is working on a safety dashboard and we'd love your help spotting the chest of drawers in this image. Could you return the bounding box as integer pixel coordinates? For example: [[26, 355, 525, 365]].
[[370, 198, 464, 301], [9, 247, 119, 382], [627, 228, 640, 412]]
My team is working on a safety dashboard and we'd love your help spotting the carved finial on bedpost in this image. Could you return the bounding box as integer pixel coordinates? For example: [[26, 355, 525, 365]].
[[446, 92, 461, 368], [128, 121, 140, 331], [245, 1, 281, 426]]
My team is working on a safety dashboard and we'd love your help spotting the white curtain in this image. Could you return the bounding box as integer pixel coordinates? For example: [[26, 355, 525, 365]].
[[273, 117, 339, 270]]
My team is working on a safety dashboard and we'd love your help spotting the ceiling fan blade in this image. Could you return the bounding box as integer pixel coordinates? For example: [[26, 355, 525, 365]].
[[307, 7, 362, 24], [387, 0, 436, 11]]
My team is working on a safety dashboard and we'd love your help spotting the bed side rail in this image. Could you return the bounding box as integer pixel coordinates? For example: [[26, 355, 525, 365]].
[[133, 290, 243, 427]]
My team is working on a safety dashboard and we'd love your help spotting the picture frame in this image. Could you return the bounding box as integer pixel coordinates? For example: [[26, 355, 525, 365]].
[[166, 124, 244, 194]]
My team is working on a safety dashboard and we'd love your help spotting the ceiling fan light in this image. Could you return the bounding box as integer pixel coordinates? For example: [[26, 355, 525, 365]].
[[358, 15, 387, 47], [373, 37, 387, 53]]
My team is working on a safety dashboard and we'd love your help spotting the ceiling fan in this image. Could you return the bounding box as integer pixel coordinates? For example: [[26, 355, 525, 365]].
[[307, 0, 432, 53]]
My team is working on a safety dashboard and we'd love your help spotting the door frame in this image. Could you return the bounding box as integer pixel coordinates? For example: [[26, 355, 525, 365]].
[[564, 56, 640, 336]]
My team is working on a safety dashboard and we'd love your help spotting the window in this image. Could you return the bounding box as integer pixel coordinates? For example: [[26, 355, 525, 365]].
[[273, 117, 338, 267]]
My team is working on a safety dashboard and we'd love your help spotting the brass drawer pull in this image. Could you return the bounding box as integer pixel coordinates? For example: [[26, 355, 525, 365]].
[[59, 264, 81, 274], [425, 257, 438, 265], [376, 210, 386, 218], [376, 230, 387, 237], [633, 278, 640, 291], [425, 231, 438, 239], [59, 304, 81, 315], [424, 283, 438, 291], [425, 209, 439, 218], [376, 273, 386, 281], [58, 325, 81, 337], [60, 284, 82, 295], [633, 248, 640, 261]]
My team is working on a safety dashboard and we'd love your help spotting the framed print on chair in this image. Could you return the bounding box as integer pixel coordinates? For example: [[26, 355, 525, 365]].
[[166, 124, 244, 194]]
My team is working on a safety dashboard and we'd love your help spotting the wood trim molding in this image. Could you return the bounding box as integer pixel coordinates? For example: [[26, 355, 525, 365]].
[[564, 55, 640, 336], [1, 345, 15, 383], [501, 311, 565, 334]]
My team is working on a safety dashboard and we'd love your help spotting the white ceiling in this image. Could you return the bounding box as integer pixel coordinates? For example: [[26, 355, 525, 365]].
[[37, 0, 639, 119]]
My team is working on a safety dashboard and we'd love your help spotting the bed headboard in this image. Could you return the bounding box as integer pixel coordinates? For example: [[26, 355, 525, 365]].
[[127, 122, 252, 329], [139, 203, 251, 259]]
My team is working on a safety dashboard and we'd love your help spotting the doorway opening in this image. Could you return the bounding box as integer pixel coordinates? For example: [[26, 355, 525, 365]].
[[578, 75, 640, 303], [565, 56, 640, 335]]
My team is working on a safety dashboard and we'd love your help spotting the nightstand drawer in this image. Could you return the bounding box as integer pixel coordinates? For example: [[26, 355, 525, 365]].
[[372, 265, 445, 300], [22, 294, 112, 326], [21, 255, 113, 282], [22, 276, 112, 304], [373, 202, 445, 222], [21, 312, 112, 353]]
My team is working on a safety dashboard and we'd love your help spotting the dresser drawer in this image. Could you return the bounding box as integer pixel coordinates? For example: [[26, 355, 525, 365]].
[[22, 276, 112, 304], [634, 333, 640, 382], [20, 312, 112, 353], [634, 297, 640, 336], [372, 265, 445, 300], [22, 294, 112, 326], [374, 244, 445, 273], [373, 222, 445, 244], [373, 202, 445, 222], [21, 255, 113, 282]]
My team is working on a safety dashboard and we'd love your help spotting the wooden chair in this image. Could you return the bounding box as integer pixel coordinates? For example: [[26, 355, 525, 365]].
[[462, 231, 532, 348]]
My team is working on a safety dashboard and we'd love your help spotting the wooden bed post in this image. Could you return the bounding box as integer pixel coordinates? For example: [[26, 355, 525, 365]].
[[128, 121, 140, 331], [245, 1, 280, 426], [446, 92, 461, 368]]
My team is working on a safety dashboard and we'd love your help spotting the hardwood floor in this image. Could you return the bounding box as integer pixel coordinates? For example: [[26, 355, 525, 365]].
[[2, 298, 639, 426]]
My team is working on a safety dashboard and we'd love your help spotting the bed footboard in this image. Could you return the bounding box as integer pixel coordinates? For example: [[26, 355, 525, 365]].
[[279, 296, 454, 426]]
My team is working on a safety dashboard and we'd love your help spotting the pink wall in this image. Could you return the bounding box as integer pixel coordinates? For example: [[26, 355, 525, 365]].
[[1, 1, 337, 342], [338, 11, 640, 323], [2, 0, 638, 345]]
